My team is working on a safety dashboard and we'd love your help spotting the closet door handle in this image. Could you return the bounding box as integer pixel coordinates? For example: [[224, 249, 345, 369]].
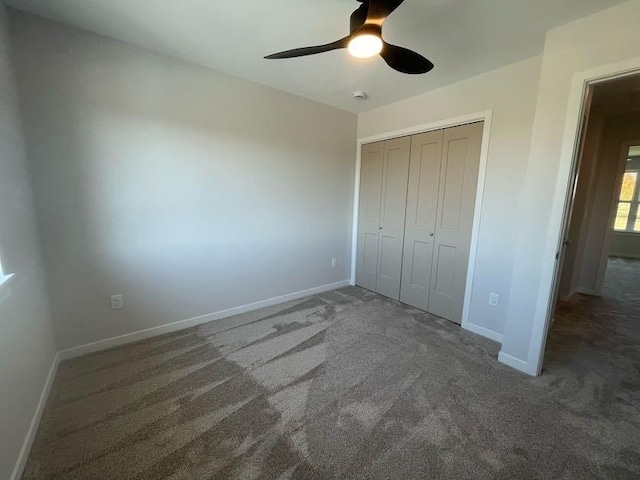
[[429, 233, 434, 237], [379, 226, 383, 230]]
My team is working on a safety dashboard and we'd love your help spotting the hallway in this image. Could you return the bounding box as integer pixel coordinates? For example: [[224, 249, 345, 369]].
[[546, 256, 640, 386]]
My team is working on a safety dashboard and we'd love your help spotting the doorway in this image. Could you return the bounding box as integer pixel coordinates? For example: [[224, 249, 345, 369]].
[[544, 73, 640, 370]]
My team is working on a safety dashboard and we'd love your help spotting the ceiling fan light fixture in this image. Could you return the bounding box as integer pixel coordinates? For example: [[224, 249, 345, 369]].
[[347, 34, 383, 59], [265, 0, 434, 74]]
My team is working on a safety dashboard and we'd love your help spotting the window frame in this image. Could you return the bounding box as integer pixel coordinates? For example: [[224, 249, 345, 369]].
[[614, 164, 640, 234]]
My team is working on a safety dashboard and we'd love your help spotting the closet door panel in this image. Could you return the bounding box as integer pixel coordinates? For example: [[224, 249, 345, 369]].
[[428, 122, 483, 323], [356, 141, 384, 291], [400, 130, 444, 310], [375, 136, 411, 300]]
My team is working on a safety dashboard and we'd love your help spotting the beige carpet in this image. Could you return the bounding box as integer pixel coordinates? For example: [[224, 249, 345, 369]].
[[22, 259, 640, 479]]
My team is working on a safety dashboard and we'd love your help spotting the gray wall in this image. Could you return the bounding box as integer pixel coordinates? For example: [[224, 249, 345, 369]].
[[358, 56, 543, 342], [611, 232, 640, 258], [0, 4, 56, 478], [560, 117, 640, 297], [9, 11, 357, 350], [502, 0, 640, 374], [579, 114, 640, 292]]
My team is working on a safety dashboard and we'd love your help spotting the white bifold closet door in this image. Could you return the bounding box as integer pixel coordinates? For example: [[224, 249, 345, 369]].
[[356, 136, 411, 300], [356, 141, 384, 292], [426, 122, 483, 323], [400, 129, 444, 311], [357, 122, 483, 325]]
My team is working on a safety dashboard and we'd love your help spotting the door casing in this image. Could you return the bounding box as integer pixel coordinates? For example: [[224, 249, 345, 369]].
[[516, 58, 640, 376]]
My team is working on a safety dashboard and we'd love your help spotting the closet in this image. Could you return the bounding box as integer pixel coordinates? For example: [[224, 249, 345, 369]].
[[355, 122, 483, 324]]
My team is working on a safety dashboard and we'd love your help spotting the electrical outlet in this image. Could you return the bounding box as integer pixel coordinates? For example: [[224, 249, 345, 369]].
[[111, 294, 124, 310], [489, 292, 499, 308], [331, 258, 337, 268]]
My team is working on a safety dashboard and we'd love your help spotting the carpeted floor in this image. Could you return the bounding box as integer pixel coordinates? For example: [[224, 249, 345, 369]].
[[23, 258, 640, 479]]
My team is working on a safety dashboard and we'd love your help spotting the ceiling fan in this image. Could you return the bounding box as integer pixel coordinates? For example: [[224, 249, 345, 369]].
[[265, 0, 434, 75]]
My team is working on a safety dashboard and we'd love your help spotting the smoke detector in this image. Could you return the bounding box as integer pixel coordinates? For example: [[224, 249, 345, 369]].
[[353, 91, 368, 100]]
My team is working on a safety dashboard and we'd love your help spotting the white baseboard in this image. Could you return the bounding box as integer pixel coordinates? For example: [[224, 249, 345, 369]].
[[58, 280, 351, 361], [465, 322, 504, 344], [498, 351, 535, 376], [610, 252, 640, 259], [561, 286, 600, 299], [574, 287, 600, 297], [11, 352, 61, 480]]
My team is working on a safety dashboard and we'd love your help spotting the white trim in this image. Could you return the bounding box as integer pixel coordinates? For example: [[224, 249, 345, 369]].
[[528, 56, 640, 376], [356, 111, 493, 145], [11, 353, 60, 480], [350, 139, 362, 285], [574, 286, 600, 296], [498, 351, 535, 375], [57, 280, 351, 361], [609, 252, 640, 259], [559, 286, 600, 300], [351, 110, 495, 341], [461, 112, 493, 334], [466, 322, 504, 343]]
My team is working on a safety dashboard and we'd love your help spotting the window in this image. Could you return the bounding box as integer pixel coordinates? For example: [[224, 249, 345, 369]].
[[614, 152, 640, 233]]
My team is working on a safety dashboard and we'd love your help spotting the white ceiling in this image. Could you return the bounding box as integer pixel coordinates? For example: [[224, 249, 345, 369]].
[[6, 0, 628, 113]]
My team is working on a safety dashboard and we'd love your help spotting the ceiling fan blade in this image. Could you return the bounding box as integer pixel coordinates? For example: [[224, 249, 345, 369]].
[[380, 42, 434, 74], [365, 0, 405, 25], [350, 2, 368, 33], [265, 37, 350, 59]]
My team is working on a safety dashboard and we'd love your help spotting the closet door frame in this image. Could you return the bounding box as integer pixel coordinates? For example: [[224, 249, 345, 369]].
[[350, 110, 495, 340]]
